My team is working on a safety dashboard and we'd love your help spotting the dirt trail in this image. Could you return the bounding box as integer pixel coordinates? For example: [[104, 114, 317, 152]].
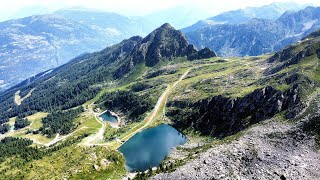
[[83, 115, 105, 146], [33, 126, 88, 147], [120, 68, 190, 142], [81, 103, 106, 146]]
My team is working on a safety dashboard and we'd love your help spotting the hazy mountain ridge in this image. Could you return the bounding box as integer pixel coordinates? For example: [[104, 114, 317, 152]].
[[55, 9, 154, 38], [184, 6, 320, 57], [0, 10, 157, 92], [0, 14, 99, 90], [182, 2, 309, 33]]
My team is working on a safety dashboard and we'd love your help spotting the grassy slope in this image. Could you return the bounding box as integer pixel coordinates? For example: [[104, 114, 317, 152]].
[[169, 57, 267, 102], [0, 111, 125, 179], [2, 113, 54, 144], [0, 144, 126, 179]]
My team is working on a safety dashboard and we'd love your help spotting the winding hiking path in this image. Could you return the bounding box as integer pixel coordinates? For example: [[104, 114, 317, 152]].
[[45, 126, 88, 147], [31, 126, 88, 147], [82, 103, 106, 146], [119, 68, 191, 143]]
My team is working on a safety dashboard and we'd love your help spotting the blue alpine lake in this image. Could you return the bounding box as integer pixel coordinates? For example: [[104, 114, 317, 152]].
[[99, 111, 118, 123], [118, 124, 187, 172]]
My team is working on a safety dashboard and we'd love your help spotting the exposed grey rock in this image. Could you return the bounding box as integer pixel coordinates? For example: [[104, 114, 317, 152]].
[[167, 85, 302, 137], [187, 47, 217, 60], [93, 164, 99, 171]]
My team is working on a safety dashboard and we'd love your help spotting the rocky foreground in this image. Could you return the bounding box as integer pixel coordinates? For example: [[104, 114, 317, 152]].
[[152, 94, 320, 180]]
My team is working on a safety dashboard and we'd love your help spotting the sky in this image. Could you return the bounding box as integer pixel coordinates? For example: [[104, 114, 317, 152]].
[[0, 0, 319, 21]]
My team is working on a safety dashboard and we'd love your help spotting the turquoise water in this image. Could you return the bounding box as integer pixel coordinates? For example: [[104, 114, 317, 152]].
[[118, 124, 187, 172], [99, 111, 118, 123]]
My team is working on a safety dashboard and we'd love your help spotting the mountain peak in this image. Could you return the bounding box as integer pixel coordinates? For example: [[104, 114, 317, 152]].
[[142, 23, 179, 43], [159, 23, 174, 29], [136, 23, 195, 66], [113, 24, 216, 78]]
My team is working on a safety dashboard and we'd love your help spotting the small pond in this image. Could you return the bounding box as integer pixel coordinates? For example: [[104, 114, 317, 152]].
[[118, 124, 187, 172], [99, 111, 118, 123]]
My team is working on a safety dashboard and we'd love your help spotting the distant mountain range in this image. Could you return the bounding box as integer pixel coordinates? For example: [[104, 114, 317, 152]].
[[184, 6, 320, 57], [55, 8, 154, 39], [0, 9, 157, 91], [183, 2, 309, 32]]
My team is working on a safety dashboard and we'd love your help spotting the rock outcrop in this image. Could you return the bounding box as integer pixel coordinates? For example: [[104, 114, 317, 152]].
[[167, 85, 302, 137], [266, 46, 314, 75], [143, 23, 195, 66], [187, 47, 217, 60]]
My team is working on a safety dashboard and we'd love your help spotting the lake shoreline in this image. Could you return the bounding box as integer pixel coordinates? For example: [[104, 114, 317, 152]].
[[118, 124, 187, 172]]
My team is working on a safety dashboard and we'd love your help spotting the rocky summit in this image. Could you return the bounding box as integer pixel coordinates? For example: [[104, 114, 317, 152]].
[[114, 23, 216, 78], [131, 23, 195, 67]]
